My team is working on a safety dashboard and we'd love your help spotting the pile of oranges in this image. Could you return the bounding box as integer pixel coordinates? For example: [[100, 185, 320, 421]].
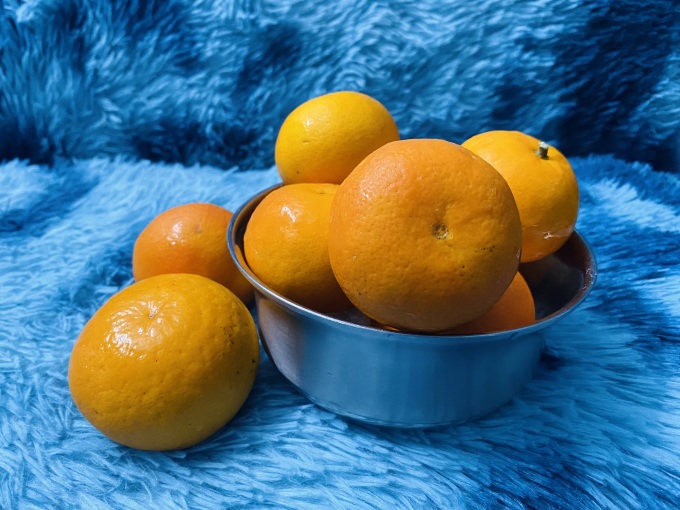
[[247, 91, 579, 334], [68, 90, 579, 451], [68, 204, 261, 451]]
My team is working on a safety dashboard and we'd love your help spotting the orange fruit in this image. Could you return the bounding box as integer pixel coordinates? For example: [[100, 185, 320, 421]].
[[447, 272, 535, 335], [274, 91, 400, 184], [328, 139, 522, 333], [132, 203, 253, 304], [462, 130, 579, 262], [243, 183, 352, 313], [68, 274, 260, 451]]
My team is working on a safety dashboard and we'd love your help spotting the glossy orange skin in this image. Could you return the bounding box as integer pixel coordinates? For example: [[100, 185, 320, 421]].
[[448, 272, 535, 335], [68, 274, 260, 451], [132, 203, 253, 304], [243, 183, 352, 313], [274, 91, 400, 184], [462, 130, 579, 262], [328, 139, 522, 333]]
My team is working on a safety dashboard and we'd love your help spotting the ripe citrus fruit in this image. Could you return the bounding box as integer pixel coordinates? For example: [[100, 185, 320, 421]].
[[447, 272, 535, 335], [68, 273, 260, 451], [243, 183, 352, 313], [462, 130, 579, 262], [274, 91, 400, 184], [132, 203, 253, 304], [328, 138, 522, 333]]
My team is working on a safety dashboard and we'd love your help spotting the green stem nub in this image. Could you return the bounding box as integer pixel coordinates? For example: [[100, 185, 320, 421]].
[[536, 141, 549, 159]]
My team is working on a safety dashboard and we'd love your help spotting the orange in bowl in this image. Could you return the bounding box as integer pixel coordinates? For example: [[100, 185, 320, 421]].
[[328, 138, 522, 333], [274, 91, 400, 184], [447, 272, 535, 335], [462, 130, 579, 262], [243, 183, 352, 313]]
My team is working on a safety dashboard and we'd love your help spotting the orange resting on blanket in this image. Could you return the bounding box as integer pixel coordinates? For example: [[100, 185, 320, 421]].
[[68, 274, 260, 451], [132, 202, 253, 304]]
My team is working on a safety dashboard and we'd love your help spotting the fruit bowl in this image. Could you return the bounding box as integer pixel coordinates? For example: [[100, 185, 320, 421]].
[[227, 185, 597, 428]]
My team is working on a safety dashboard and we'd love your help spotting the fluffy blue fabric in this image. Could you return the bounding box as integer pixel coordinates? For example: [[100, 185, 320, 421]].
[[1, 155, 680, 508], [0, 0, 678, 172], [2, 0, 680, 508]]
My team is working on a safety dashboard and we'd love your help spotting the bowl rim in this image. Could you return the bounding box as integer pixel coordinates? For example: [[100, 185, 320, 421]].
[[227, 184, 598, 346]]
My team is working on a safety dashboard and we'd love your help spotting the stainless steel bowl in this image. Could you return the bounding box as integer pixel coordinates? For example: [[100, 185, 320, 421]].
[[227, 185, 597, 428]]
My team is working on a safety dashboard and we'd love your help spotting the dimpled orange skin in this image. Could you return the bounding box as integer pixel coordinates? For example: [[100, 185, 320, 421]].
[[328, 139, 522, 333], [68, 274, 260, 451], [243, 183, 352, 313], [447, 272, 535, 335], [132, 203, 253, 304], [462, 130, 579, 263], [274, 91, 400, 184]]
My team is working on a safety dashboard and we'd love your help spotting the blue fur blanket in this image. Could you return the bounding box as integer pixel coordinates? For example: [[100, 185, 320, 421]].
[[0, 0, 678, 173], [2, 156, 680, 509], [1, 1, 680, 509]]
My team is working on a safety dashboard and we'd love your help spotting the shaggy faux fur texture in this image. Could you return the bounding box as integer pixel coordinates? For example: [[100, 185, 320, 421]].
[[0, 0, 678, 172], [2, 0, 680, 508], [1, 155, 679, 509]]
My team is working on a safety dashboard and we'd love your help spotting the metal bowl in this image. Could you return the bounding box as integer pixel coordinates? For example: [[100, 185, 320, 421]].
[[227, 185, 597, 428]]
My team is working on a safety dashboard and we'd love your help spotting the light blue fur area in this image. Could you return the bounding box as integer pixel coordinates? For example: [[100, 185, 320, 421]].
[[1, 156, 679, 508], [1, 0, 680, 507]]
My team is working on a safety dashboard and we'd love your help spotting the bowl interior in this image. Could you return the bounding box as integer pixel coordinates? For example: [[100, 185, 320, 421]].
[[227, 184, 597, 337]]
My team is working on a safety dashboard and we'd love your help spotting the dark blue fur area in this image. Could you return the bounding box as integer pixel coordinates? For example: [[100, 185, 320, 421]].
[[1, 0, 678, 171]]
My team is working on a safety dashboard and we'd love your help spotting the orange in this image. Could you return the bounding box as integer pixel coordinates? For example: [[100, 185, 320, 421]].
[[462, 130, 579, 262], [132, 203, 253, 304], [243, 183, 352, 313], [274, 91, 400, 184], [68, 274, 260, 451], [447, 272, 535, 335], [328, 139, 522, 333]]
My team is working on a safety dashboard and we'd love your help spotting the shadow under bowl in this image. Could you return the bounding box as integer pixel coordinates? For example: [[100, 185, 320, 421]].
[[227, 185, 597, 428]]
